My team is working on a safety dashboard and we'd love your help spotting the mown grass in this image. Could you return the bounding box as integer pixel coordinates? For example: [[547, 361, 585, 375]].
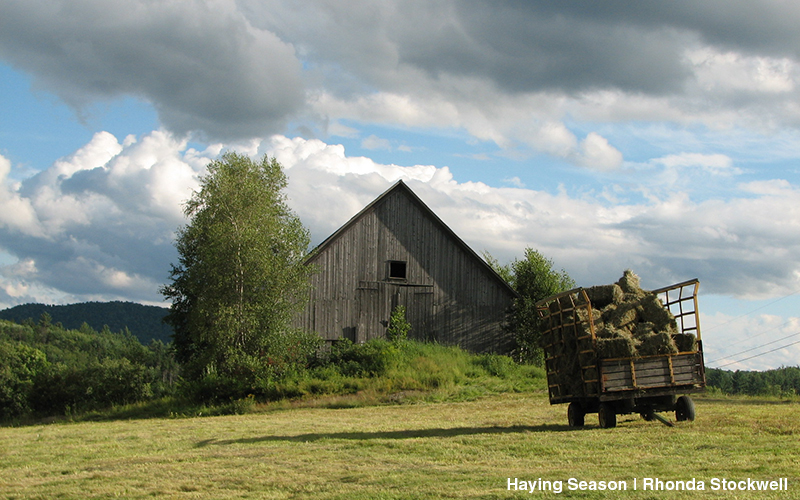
[[1, 391, 798, 499]]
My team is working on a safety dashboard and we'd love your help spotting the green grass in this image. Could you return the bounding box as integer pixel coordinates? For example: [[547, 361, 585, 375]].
[[1, 392, 798, 499]]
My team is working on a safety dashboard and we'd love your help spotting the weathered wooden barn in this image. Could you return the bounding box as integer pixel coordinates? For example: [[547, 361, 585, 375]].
[[294, 180, 518, 354]]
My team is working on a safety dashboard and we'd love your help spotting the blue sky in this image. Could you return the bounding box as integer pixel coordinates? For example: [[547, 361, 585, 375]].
[[1, 1, 800, 370]]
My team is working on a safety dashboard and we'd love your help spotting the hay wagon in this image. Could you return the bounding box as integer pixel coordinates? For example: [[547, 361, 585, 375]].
[[536, 278, 705, 428]]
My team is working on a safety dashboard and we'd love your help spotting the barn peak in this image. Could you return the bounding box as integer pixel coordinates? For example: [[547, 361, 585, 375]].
[[297, 179, 517, 353]]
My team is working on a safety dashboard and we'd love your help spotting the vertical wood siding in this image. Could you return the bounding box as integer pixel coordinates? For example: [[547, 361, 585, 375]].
[[295, 184, 516, 353]]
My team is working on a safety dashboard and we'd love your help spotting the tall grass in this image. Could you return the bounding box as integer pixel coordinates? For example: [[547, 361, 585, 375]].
[[261, 339, 545, 408]]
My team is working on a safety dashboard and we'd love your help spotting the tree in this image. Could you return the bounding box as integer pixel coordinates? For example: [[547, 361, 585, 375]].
[[161, 152, 317, 394], [486, 248, 575, 364]]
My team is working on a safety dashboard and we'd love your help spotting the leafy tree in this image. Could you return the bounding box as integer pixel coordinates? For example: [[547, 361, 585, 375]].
[[0, 341, 49, 418], [486, 248, 575, 364], [161, 152, 317, 395]]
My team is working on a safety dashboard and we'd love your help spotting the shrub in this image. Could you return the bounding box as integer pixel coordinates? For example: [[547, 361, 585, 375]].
[[386, 305, 411, 345], [328, 338, 398, 377], [474, 353, 515, 379]]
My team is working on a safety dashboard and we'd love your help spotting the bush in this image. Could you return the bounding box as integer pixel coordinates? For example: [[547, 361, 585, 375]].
[[386, 305, 411, 345], [474, 353, 515, 379], [31, 358, 152, 415], [327, 338, 399, 377]]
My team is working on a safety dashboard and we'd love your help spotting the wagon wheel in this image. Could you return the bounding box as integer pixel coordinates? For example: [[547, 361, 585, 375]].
[[598, 403, 616, 428], [675, 396, 696, 422], [567, 402, 585, 427]]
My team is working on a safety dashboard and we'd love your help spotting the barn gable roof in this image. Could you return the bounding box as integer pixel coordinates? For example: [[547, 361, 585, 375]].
[[308, 180, 518, 298]]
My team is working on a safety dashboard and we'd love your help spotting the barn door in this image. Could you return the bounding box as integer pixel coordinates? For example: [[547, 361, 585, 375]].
[[393, 286, 434, 342], [356, 283, 434, 342], [356, 282, 391, 342]]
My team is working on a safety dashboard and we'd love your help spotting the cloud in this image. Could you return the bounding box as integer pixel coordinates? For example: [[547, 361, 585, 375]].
[[260, 135, 800, 301], [0, 0, 304, 140], [0, 154, 44, 237], [3, 131, 800, 309], [702, 312, 800, 370], [4, 1, 800, 165], [575, 132, 624, 171], [0, 130, 221, 306], [360, 135, 392, 151]]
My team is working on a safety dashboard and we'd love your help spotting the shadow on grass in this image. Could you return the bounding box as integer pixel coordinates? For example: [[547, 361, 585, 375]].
[[196, 424, 576, 447], [699, 397, 799, 406]]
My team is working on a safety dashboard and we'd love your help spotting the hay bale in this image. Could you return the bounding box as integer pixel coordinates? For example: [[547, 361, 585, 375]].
[[574, 307, 601, 324], [616, 269, 642, 293], [540, 270, 688, 393], [584, 284, 624, 309], [605, 302, 640, 333], [594, 325, 615, 339], [638, 330, 678, 356], [596, 336, 640, 358], [639, 294, 678, 332], [672, 333, 698, 353], [573, 307, 602, 338], [633, 321, 656, 340]]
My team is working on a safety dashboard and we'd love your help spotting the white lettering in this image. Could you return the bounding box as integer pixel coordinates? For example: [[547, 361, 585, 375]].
[[506, 478, 563, 494], [567, 479, 626, 491]]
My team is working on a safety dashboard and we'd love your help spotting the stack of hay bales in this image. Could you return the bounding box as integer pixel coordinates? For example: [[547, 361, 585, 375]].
[[542, 270, 698, 398], [542, 270, 698, 359], [583, 270, 697, 358]]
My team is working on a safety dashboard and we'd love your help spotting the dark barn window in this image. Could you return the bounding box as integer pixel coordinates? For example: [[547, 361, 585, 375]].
[[388, 260, 407, 280]]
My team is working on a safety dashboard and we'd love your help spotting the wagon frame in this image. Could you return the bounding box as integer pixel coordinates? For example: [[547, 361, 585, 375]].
[[536, 279, 706, 428]]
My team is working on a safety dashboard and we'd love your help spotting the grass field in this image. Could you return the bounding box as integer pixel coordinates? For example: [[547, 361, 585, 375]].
[[1, 391, 798, 499]]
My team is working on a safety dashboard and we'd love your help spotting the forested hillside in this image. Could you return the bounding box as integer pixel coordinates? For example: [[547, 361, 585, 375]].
[[0, 302, 172, 345], [0, 318, 178, 419]]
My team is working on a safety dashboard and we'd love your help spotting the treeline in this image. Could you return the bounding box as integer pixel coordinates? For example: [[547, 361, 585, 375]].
[[0, 316, 178, 420], [706, 366, 800, 397], [0, 301, 172, 345]]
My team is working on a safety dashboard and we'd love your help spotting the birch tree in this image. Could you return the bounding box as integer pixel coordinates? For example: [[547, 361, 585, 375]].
[[161, 152, 316, 394]]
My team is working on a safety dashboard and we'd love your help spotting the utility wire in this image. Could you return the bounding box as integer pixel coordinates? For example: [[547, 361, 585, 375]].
[[703, 288, 800, 334], [714, 339, 800, 369], [726, 318, 796, 348], [706, 331, 800, 365]]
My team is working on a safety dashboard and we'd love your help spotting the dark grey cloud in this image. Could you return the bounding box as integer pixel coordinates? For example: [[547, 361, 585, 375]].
[[398, 2, 689, 94], [2, 0, 800, 141], [249, 0, 800, 98], [0, 0, 304, 141]]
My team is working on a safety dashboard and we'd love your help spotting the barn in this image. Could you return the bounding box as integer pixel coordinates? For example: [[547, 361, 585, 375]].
[[295, 180, 518, 354]]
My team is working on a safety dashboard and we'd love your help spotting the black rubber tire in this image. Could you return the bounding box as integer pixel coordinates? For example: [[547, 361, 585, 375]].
[[598, 403, 617, 428], [568, 402, 585, 427], [675, 396, 696, 422]]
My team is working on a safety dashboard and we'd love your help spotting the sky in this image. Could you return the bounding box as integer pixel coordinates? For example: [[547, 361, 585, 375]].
[[1, 1, 800, 371]]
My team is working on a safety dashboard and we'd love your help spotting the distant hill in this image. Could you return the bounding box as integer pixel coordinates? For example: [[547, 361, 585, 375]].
[[0, 301, 173, 345]]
